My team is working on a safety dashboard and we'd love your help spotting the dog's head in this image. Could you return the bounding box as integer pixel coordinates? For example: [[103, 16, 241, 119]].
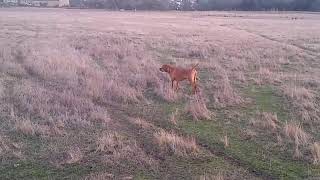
[[159, 64, 172, 73]]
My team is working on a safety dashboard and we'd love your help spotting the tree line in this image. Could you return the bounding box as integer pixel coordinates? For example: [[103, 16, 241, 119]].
[[70, 0, 320, 11]]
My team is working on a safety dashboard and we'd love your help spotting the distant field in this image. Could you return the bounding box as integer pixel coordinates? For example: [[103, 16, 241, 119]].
[[0, 8, 320, 179]]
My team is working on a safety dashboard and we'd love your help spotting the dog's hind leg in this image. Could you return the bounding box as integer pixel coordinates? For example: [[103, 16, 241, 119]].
[[175, 81, 180, 92], [193, 72, 199, 94], [192, 83, 197, 94]]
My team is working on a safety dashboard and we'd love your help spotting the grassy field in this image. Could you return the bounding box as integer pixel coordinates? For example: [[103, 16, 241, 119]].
[[1, 8, 320, 179]]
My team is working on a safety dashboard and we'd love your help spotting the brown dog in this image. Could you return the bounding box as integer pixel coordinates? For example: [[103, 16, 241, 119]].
[[160, 63, 199, 94]]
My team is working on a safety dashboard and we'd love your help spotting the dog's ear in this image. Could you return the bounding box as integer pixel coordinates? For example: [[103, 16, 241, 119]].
[[164, 65, 172, 73]]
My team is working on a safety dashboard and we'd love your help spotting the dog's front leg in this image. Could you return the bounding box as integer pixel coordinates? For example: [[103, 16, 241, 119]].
[[192, 83, 198, 94]]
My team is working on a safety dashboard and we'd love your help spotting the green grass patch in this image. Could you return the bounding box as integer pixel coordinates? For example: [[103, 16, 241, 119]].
[[244, 85, 290, 121], [0, 161, 53, 180], [180, 119, 318, 179], [0, 160, 94, 180], [177, 85, 320, 179]]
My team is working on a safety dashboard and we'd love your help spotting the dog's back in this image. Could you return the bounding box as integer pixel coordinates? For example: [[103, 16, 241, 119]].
[[171, 67, 191, 81]]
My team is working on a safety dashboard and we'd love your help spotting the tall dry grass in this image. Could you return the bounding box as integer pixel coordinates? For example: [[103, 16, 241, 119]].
[[97, 131, 155, 167], [311, 142, 320, 165], [207, 64, 243, 108], [199, 172, 225, 180], [70, 36, 169, 103], [284, 122, 310, 158], [185, 94, 212, 120], [0, 32, 169, 172], [250, 112, 279, 131], [283, 84, 319, 124], [0, 134, 22, 158], [170, 109, 179, 125], [154, 129, 199, 156]]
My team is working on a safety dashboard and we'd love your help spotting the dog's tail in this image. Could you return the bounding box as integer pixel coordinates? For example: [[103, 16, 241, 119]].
[[193, 71, 199, 94], [191, 63, 199, 70], [192, 63, 200, 82]]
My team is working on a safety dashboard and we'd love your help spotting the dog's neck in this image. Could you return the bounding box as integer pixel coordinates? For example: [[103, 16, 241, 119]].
[[166, 65, 173, 73]]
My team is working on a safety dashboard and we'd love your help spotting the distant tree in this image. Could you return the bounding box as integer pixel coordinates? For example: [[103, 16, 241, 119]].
[[240, 0, 259, 10], [311, 0, 320, 11], [71, 0, 320, 11], [291, 0, 316, 10], [70, 0, 82, 7], [197, 0, 243, 10], [115, 0, 171, 10], [170, 0, 197, 10]]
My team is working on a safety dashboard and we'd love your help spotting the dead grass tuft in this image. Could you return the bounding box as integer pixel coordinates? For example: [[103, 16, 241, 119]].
[[243, 129, 257, 140], [97, 131, 156, 167], [129, 118, 155, 129], [154, 129, 199, 156], [0, 80, 3, 99], [283, 86, 314, 101], [259, 67, 272, 77], [14, 116, 64, 137], [66, 147, 83, 164], [156, 81, 178, 102], [284, 122, 310, 158], [283, 84, 319, 124], [89, 108, 112, 128], [170, 109, 179, 125], [250, 112, 279, 132], [255, 67, 281, 84], [210, 66, 243, 107], [221, 135, 229, 148], [199, 172, 225, 180], [96, 132, 125, 153], [277, 134, 283, 145], [260, 112, 279, 131], [311, 142, 320, 164], [284, 122, 309, 146], [84, 172, 114, 180], [0, 134, 22, 158], [185, 94, 211, 120], [14, 118, 36, 136]]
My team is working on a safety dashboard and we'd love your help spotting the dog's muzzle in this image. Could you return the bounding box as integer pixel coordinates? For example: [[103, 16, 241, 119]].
[[159, 68, 164, 72]]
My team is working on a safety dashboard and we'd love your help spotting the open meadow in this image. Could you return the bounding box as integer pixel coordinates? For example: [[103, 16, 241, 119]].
[[1, 8, 320, 179]]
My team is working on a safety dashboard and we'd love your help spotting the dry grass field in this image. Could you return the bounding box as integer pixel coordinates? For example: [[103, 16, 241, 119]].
[[1, 7, 320, 179]]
